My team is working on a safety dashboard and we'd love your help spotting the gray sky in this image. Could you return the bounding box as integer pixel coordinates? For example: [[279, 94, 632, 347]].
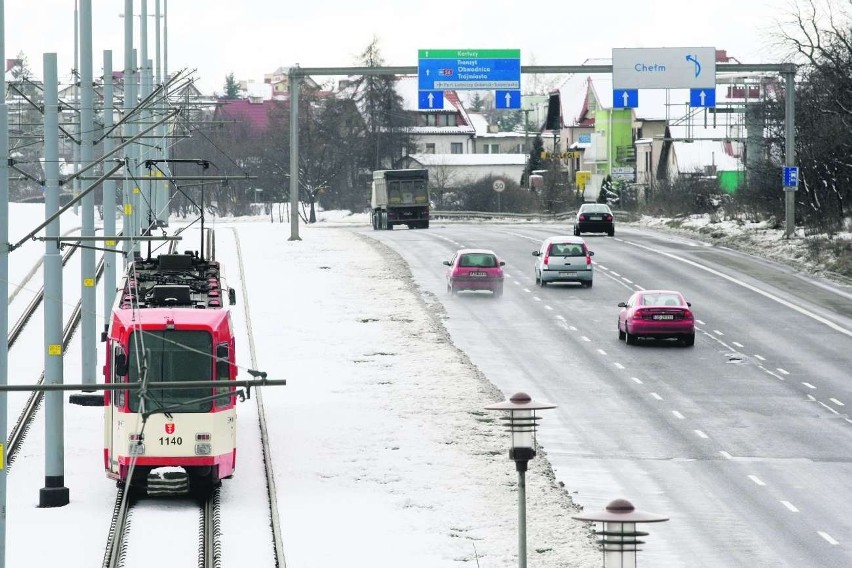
[[2, 0, 833, 94]]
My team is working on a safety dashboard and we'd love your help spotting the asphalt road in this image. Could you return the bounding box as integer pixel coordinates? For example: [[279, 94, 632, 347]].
[[361, 221, 852, 568]]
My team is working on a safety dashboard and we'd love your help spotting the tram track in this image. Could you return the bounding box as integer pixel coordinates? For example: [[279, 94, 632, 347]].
[[4, 246, 105, 468], [231, 227, 287, 567], [102, 487, 221, 568]]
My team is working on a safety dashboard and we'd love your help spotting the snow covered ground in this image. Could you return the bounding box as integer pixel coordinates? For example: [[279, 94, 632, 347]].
[[3, 204, 599, 568], [4, 204, 848, 567]]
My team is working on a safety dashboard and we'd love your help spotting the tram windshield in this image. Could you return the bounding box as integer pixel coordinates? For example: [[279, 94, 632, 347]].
[[127, 330, 214, 413]]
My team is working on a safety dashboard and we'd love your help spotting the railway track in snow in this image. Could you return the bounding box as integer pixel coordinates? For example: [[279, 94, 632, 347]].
[[4, 246, 104, 469]]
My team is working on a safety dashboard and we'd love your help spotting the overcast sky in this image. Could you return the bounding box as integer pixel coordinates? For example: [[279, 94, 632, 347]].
[[2, 0, 834, 94]]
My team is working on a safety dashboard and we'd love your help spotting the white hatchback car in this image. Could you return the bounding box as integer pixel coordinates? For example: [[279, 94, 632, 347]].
[[532, 236, 594, 288]]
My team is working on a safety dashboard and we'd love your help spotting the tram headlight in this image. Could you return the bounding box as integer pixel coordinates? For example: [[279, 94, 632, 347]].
[[195, 443, 212, 455]]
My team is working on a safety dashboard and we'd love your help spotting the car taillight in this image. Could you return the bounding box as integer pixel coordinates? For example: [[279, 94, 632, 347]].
[[683, 309, 694, 320], [579, 214, 586, 221], [632, 309, 645, 320], [586, 253, 592, 265], [543, 254, 550, 265], [605, 214, 613, 221]]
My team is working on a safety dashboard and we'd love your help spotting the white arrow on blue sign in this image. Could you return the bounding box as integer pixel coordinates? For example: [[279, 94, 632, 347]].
[[495, 90, 520, 109], [783, 166, 799, 188], [690, 88, 716, 107], [418, 90, 444, 110], [613, 89, 638, 109]]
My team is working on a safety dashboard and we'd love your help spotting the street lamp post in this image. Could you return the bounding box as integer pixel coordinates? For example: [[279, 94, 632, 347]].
[[485, 392, 556, 568], [572, 498, 669, 567]]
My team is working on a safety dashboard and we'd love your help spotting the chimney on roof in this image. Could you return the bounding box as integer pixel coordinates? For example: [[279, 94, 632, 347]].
[[716, 49, 729, 62]]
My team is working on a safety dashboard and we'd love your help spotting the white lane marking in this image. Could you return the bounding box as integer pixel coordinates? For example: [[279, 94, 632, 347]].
[[523, 288, 532, 293], [758, 365, 786, 381], [569, 325, 578, 331], [651, 392, 663, 400], [817, 401, 840, 415], [672, 410, 685, 419], [581, 336, 591, 342], [614, 362, 625, 370], [777, 368, 790, 375], [533, 296, 542, 302], [781, 501, 799, 513], [622, 277, 634, 284], [556, 315, 566, 321], [597, 264, 609, 270], [713, 329, 724, 336], [818, 531, 839, 546], [622, 239, 852, 337], [719, 451, 733, 459], [597, 349, 607, 355], [830, 398, 844, 407], [802, 382, 816, 389], [754, 354, 766, 361], [611, 271, 621, 277], [634, 285, 646, 290], [544, 305, 553, 311], [733, 341, 744, 348], [748, 475, 766, 486], [695, 430, 708, 439], [631, 377, 643, 384], [695, 319, 706, 325]]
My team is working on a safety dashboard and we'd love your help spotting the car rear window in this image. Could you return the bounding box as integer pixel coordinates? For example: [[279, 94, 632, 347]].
[[641, 294, 682, 306], [581, 205, 610, 214], [460, 254, 498, 267], [548, 243, 585, 257]]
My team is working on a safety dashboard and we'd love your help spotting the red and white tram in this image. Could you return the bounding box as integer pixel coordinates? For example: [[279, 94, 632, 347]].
[[102, 251, 237, 496]]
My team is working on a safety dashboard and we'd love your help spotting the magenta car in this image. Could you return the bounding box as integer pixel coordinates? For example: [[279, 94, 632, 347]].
[[618, 290, 695, 346], [444, 249, 505, 297]]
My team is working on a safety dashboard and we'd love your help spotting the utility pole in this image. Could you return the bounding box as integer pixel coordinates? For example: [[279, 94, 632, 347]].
[[0, 0, 11, 563]]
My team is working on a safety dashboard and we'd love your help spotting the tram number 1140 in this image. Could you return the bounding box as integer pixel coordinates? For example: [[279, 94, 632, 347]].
[[159, 436, 184, 446]]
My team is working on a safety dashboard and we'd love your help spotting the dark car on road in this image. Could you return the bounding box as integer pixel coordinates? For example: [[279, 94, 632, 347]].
[[575, 203, 614, 236]]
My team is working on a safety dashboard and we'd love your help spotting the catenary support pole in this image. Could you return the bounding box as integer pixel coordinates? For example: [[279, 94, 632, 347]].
[[783, 66, 796, 238], [0, 0, 10, 561], [288, 67, 301, 241], [80, 0, 96, 387], [103, 50, 117, 330], [122, 0, 134, 263], [40, 53, 69, 508]]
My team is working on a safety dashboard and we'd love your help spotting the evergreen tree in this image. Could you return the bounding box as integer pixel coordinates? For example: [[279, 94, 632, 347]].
[[522, 135, 545, 188], [350, 37, 413, 171], [223, 73, 240, 99]]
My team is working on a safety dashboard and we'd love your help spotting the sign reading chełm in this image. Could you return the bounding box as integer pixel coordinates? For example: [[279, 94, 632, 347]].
[[613, 47, 716, 89], [418, 49, 520, 90]]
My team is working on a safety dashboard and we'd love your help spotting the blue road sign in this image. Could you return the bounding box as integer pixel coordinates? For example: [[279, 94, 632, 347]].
[[418, 49, 521, 90], [690, 88, 716, 107], [495, 90, 521, 109], [418, 90, 444, 110], [613, 89, 638, 109], [783, 166, 799, 188]]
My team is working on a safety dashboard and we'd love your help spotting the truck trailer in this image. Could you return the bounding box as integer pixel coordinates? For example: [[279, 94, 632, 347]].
[[370, 169, 430, 230]]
